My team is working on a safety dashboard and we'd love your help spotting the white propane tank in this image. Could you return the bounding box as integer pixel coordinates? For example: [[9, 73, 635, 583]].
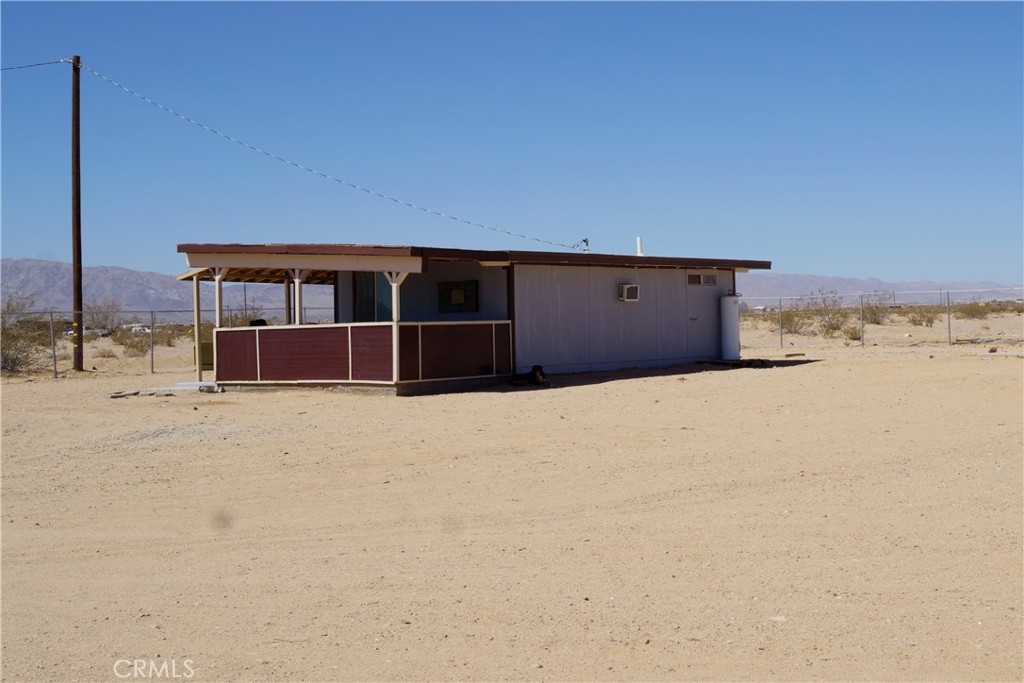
[[720, 294, 741, 361]]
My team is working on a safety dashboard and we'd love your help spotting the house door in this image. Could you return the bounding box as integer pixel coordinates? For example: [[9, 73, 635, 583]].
[[686, 273, 721, 359]]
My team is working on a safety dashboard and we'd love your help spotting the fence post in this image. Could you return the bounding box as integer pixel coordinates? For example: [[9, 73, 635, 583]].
[[49, 312, 58, 378], [150, 311, 156, 374], [945, 291, 952, 345], [778, 298, 783, 348], [859, 294, 865, 346]]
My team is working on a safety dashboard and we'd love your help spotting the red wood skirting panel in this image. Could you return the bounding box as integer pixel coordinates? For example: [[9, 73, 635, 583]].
[[398, 326, 420, 381], [420, 324, 495, 380], [493, 322, 512, 375], [351, 326, 393, 381], [216, 330, 259, 381], [259, 327, 349, 381]]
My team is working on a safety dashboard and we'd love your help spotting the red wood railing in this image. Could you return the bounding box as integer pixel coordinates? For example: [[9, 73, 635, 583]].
[[214, 321, 512, 385]]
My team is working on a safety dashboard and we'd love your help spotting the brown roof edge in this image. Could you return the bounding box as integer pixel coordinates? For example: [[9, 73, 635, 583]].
[[176, 243, 771, 271], [176, 243, 425, 257], [502, 250, 771, 271]]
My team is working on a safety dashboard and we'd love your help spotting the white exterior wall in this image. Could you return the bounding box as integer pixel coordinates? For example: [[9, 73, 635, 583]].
[[513, 264, 734, 374]]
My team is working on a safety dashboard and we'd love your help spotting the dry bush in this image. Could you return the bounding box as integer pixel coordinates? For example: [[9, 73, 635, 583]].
[[768, 306, 813, 335], [111, 328, 150, 357], [808, 289, 850, 337], [1, 295, 49, 374], [862, 293, 892, 325], [84, 297, 123, 334], [985, 300, 1024, 315], [954, 302, 989, 320], [907, 306, 941, 327]]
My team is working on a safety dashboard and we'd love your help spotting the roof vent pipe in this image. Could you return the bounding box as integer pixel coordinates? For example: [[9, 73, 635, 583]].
[[636, 236, 644, 256]]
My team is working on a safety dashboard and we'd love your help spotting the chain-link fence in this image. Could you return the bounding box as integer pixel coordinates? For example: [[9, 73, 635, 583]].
[[2, 291, 1021, 378], [0, 307, 334, 378], [740, 287, 1024, 350]]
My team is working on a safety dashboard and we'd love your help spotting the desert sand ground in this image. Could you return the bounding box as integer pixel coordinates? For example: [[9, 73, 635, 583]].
[[2, 315, 1022, 682]]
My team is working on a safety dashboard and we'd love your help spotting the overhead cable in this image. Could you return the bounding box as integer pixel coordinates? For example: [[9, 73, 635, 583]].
[[1, 58, 69, 71], [82, 63, 582, 251]]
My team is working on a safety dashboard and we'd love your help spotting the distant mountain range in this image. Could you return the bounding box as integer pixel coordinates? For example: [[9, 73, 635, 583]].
[[0, 257, 1017, 312], [0, 258, 335, 312], [735, 272, 1018, 300]]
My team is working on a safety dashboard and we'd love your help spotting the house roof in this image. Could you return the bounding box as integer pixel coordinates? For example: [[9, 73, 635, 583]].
[[177, 243, 771, 283]]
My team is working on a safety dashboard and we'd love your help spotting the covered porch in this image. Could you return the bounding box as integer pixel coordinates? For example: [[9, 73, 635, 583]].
[[177, 244, 515, 392]]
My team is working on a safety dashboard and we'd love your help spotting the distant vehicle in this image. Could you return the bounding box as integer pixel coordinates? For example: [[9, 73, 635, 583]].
[[128, 325, 151, 334]]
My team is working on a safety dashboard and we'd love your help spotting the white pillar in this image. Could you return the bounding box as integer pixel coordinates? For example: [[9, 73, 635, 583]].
[[213, 268, 229, 328], [290, 269, 309, 325], [192, 274, 202, 382], [385, 272, 408, 383]]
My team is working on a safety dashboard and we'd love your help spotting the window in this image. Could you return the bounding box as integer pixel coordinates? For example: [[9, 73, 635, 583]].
[[353, 272, 392, 322], [688, 273, 718, 286], [438, 280, 479, 314]]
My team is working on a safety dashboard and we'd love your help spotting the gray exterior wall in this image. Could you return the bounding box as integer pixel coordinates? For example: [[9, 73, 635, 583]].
[[333, 262, 508, 323], [400, 261, 508, 321], [512, 264, 734, 374]]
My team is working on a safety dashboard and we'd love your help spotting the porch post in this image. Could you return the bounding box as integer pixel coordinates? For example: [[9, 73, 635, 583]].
[[290, 270, 309, 324], [213, 268, 229, 328], [192, 274, 202, 382], [283, 281, 292, 325], [385, 271, 408, 383]]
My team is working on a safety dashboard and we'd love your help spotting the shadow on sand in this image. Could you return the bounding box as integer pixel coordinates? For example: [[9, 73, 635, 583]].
[[487, 358, 821, 393]]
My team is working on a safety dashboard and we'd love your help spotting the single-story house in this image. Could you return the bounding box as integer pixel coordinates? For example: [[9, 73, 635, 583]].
[[177, 243, 771, 393]]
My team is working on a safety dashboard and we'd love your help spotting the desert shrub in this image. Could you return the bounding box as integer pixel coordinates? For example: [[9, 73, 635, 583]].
[[770, 305, 812, 335], [986, 300, 1024, 315], [862, 293, 892, 325], [94, 348, 117, 359], [1, 295, 49, 374], [153, 327, 183, 347], [954, 302, 989, 320], [154, 324, 193, 346], [842, 324, 862, 341], [111, 328, 151, 356], [808, 289, 850, 337], [907, 306, 940, 327]]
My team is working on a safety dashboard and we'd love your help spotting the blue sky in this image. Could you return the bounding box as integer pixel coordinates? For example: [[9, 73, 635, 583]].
[[2, 1, 1022, 283]]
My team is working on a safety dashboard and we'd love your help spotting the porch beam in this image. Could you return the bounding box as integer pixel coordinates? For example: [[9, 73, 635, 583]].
[[184, 252, 424, 274]]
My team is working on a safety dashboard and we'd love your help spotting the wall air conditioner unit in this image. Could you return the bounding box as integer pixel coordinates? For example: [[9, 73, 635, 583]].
[[618, 283, 640, 302]]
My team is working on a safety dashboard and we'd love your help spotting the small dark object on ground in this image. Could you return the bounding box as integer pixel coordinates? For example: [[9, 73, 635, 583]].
[[512, 365, 548, 386], [988, 347, 998, 353]]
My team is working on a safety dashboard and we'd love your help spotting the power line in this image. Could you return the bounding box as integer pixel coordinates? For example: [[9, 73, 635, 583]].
[[1, 58, 69, 71], [82, 63, 584, 252]]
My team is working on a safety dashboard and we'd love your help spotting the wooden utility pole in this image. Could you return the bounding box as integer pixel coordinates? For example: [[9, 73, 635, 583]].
[[71, 55, 83, 371]]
